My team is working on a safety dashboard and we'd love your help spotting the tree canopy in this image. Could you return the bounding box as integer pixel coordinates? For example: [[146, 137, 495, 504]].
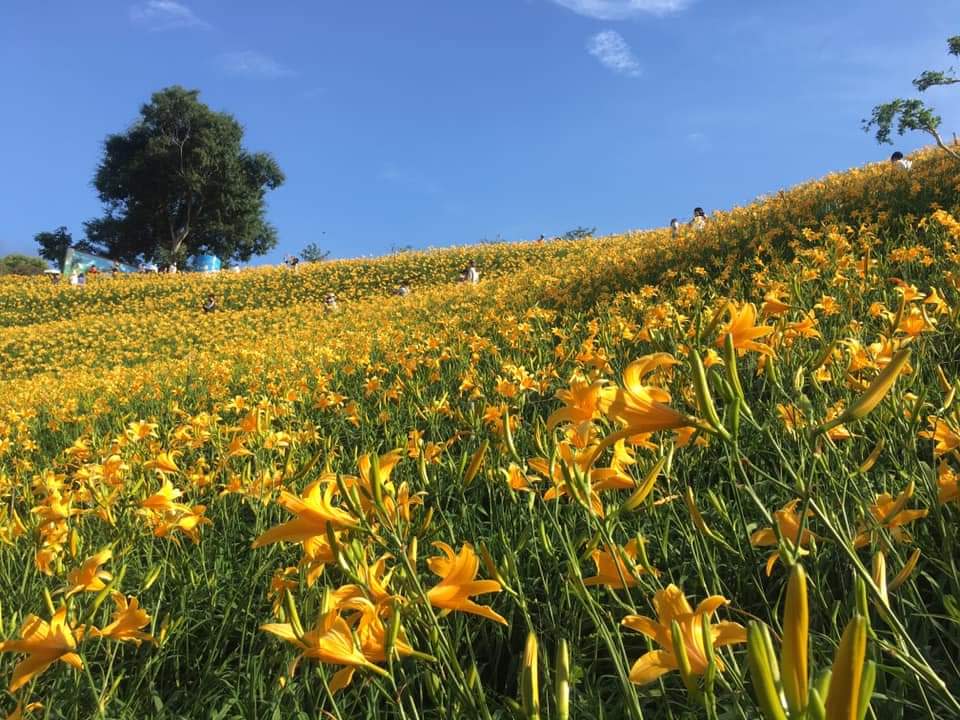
[[34, 226, 76, 263], [84, 86, 285, 264], [300, 243, 331, 262], [0, 255, 47, 276], [863, 35, 960, 161]]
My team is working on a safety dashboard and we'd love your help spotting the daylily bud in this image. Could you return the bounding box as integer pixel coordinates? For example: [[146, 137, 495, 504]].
[[782, 563, 809, 715], [463, 441, 488, 488], [670, 620, 697, 693], [555, 639, 570, 720], [143, 564, 162, 591], [724, 332, 752, 418], [685, 487, 721, 542], [700, 611, 718, 691], [857, 660, 876, 720], [747, 622, 787, 720], [621, 456, 666, 512], [825, 615, 868, 720], [521, 631, 540, 720], [385, 601, 401, 663], [858, 438, 884, 473], [871, 552, 889, 607], [888, 548, 920, 592], [284, 589, 305, 641], [818, 348, 911, 434], [691, 350, 731, 440]]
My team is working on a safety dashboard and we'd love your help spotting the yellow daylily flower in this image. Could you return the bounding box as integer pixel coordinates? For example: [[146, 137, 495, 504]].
[[426, 542, 507, 625], [622, 584, 746, 685]]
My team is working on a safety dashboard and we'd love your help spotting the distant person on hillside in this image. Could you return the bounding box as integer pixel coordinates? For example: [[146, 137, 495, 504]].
[[202, 295, 217, 313], [168, 263, 178, 274], [465, 259, 480, 284], [69, 271, 80, 286], [77, 273, 87, 287], [285, 255, 300, 271], [87, 264, 98, 277], [324, 293, 338, 311], [891, 151, 913, 171], [394, 281, 411, 297], [670, 218, 681, 238], [537, 234, 546, 243], [690, 207, 707, 231]]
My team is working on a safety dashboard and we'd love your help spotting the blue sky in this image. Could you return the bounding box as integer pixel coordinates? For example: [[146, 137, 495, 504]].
[[1, 0, 958, 264]]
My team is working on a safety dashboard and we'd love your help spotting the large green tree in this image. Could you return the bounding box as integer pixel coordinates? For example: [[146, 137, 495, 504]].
[[863, 35, 960, 161], [84, 86, 285, 264]]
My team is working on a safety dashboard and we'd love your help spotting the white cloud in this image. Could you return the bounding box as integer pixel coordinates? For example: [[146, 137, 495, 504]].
[[551, 0, 692, 20], [217, 51, 296, 79], [130, 1, 207, 30], [587, 31, 642, 77]]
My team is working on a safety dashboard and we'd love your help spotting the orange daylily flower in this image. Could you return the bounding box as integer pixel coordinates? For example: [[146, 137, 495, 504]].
[[750, 500, 818, 575], [718, 303, 775, 356], [583, 539, 655, 588], [252, 480, 358, 548], [143, 451, 180, 474], [622, 585, 746, 685], [938, 462, 959, 505], [261, 608, 384, 687], [90, 594, 154, 645], [0, 606, 85, 692], [854, 483, 928, 549], [65, 548, 112, 596], [919, 416, 960, 455], [426, 542, 507, 625], [596, 355, 692, 435]]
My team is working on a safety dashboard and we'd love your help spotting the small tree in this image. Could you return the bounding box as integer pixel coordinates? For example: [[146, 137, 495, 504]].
[[560, 226, 596, 241], [300, 243, 331, 262], [863, 35, 960, 161], [34, 227, 74, 263], [0, 254, 47, 276]]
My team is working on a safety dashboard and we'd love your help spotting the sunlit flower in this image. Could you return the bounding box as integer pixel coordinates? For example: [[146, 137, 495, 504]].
[[622, 585, 746, 685]]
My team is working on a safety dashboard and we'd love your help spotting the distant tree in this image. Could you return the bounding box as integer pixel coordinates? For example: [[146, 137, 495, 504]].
[[0, 254, 47, 276], [560, 226, 596, 241], [33, 225, 90, 263], [300, 243, 331, 262], [390, 243, 416, 253], [84, 86, 285, 265], [863, 35, 960, 161]]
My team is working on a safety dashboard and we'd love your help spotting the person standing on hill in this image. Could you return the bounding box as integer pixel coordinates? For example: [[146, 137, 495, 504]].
[[690, 207, 707, 231], [670, 218, 681, 238], [891, 151, 913, 170], [465, 259, 480, 284]]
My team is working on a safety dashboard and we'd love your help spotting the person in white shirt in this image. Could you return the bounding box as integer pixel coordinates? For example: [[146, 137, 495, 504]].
[[168, 263, 178, 274], [465, 260, 480, 284], [690, 207, 707, 231], [891, 151, 912, 171], [670, 218, 681, 238], [69, 271, 80, 286], [324, 293, 338, 311]]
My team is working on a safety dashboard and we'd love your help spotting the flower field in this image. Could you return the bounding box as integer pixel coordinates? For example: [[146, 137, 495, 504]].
[[1, 149, 960, 719]]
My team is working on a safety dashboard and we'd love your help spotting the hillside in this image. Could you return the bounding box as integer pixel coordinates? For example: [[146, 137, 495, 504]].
[[1, 148, 959, 719]]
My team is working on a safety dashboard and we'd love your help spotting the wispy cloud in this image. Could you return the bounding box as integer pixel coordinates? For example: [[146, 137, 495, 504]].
[[550, 0, 692, 20], [129, 1, 207, 30], [217, 51, 296, 79], [587, 31, 642, 77]]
